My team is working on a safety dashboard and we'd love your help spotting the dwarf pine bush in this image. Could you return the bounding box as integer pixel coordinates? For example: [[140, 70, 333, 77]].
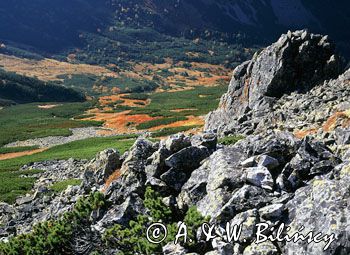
[[0, 192, 107, 255], [103, 187, 208, 255]]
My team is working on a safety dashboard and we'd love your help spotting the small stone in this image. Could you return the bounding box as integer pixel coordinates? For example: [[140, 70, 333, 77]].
[[15, 196, 33, 206], [241, 156, 257, 168], [257, 155, 279, 170]]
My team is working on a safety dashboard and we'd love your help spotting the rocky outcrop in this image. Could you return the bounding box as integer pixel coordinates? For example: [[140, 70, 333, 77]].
[[205, 30, 343, 135], [2, 129, 350, 254]]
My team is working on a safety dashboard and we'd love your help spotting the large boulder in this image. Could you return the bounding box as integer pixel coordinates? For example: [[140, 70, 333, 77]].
[[177, 147, 273, 221], [83, 149, 121, 187], [277, 136, 341, 191], [160, 146, 210, 192], [283, 164, 350, 254], [105, 139, 157, 203], [120, 138, 158, 175], [93, 194, 145, 230], [205, 30, 343, 134]]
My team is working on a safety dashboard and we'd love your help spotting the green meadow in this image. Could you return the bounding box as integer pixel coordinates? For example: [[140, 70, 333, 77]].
[[0, 135, 137, 203]]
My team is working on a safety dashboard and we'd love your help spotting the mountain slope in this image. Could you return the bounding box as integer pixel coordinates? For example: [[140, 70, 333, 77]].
[[0, 0, 349, 57], [0, 69, 85, 105], [0, 0, 110, 52]]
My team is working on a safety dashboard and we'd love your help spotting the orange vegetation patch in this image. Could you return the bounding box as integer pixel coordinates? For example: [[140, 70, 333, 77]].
[[102, 169, 121, 192], [0, 148, 47, 161], [99, 94, 150, 108], [84, 110, 158, 134], [131, 60, 230, 92], [0, 53, 118, 81], [323, 112, 350, 132], [132, 62, 173, 72], [148, 116, 204, 131], [38, 104, 61, 109], [294, 128, 318, 139]]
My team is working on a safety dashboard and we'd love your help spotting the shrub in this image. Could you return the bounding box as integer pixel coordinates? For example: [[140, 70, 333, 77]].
[[218, 135, 244, 145], [103, 187, 208, 255], [120, 93, 149, 101], [0, 69, 85, 104], [0, 192, 107, 254]]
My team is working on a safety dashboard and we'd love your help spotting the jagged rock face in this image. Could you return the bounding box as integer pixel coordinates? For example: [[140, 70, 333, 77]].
[[205, 30, 343, 134]]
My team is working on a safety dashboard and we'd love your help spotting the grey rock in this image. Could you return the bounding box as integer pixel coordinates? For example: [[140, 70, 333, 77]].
[[165, 133, 191, 153], [179, 147, 245, 217], [235, 131, 300, 166], [257, 155, 279, 170], [335, 128, 350, 145], [160, 168, 188, 192], [205, 30, 342, 134], [84, 149, 121, 186], [284, 164, 350, 254], [22, 159, 87, 186], [213, 185, 272, 223], [191, 133, 218, 151], [229, 209, 259, 243], [15, 196, 33, 206], [244, 166, 274, 191], [145, 177, 170, 195], [0, 203, 15, 215], [121, 138, 157, 174], [105, 139, 157, 203], [258, 203, 285, 221], [243, 241, 279, 255], [165, 146, 210, 171], [210, 239, 235, 255], [177, 160, 211, 211], [277, 136, 340, 191], [241, 156, 257, 168], [95, 195, 145, 230], [163, 243, 187, 255], [145, 145, 171, 178]]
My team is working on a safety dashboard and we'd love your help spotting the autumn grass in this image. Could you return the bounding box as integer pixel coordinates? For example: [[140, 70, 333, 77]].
[[129, 85, 227, 118], [136, 116, 187, 130], [0, 102, 102, 147], [218, 135, 244, 145], [0, 135, 137, 203], [50, 179, 82, 193], [151, 126, 201, 137], [0, 146, 40, 154]]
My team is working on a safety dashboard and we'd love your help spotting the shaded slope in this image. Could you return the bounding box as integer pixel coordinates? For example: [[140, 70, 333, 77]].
[[0, 69, 85, 105]]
